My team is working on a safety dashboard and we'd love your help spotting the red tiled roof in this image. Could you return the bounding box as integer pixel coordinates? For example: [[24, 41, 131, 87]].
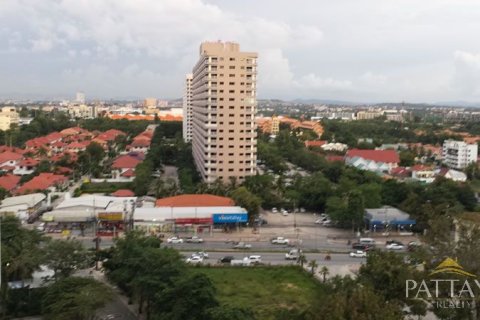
[[67, 141, 90, 149], [155, 194, 235, 207], [390, 166, 411, 177], [16, 173, 67, 194], [111, 189, 135, 197], [55, 166, 73, 175], [0, 146, 27, 154], [60, 127, 84, 136], [18, 158, 39, 167], [346, 149, 400, 163], [112, 155, 142, 169], [25, 137, 50, 148], [121, 169, 135, 177], [0, 174, 21, 191], [326, 155, 345, 162], [130, 139, 151, 147], [45, 132, 63, 142], [305, 140, 327, 148], [0, 151, 23, 164], [0, 165, 16, 171]]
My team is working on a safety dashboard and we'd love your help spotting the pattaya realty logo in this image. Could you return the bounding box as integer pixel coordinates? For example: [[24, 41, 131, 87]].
[[406, 258, 479, 309]]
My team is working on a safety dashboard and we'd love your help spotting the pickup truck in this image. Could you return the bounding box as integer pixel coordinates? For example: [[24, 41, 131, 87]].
[[233, 242, 252, 249], [285, 249, 302, 260], [271, 237, 290, 245]]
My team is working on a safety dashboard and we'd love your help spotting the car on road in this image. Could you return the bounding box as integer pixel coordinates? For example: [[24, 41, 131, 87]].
[[386, 243, 405, 250], [271, 237, 290, 245], [186, 255, 203, 264], [36, 222, 46, 232], [254, 217, 268, 225], [167, 236, 184, 244], [193, 251, 209, 259], [245, 255, 262, 264], [407, 241, 421, 251], [233, 242, 252, 249], [349, 250, 367, 258], [285, 249, 302, 260], [385, 240, 403, 246], [272, 207, 278, 213], [218, 256, 235, 264], [185, 236, 204, 243], [352, 243, 375, 251]]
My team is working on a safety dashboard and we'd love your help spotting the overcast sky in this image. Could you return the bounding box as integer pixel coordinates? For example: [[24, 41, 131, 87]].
[[1, 0, 480, 103]]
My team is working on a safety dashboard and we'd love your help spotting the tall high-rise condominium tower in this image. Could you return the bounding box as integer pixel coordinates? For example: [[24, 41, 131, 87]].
[[191, 41, 257, 184], [183, 74, 193, 142]]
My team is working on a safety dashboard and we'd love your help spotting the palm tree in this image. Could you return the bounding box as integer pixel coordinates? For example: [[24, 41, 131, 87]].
[[319, 266, 330, 283], [308, 260, 318, 275], [297, 254, 307, 268]]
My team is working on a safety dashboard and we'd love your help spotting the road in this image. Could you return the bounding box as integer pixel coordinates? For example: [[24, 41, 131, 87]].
[[181, 251, 366, 266]]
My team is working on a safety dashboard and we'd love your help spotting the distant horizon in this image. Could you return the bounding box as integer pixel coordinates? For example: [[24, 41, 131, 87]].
[[1, 94, 479, 108]]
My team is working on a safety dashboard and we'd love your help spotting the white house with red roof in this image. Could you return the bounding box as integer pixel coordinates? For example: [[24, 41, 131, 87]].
[[16, 173, 68, 195], [345, 149, 400, 173], [13, 158, 39, 175], [411, 164, 436, 184], [0, 151, 23, 172], [66, 141, 90, 153], [111, 154, 142, 181]]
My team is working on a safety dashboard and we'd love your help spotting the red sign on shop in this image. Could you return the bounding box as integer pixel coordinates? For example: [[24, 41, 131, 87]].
[[174, 218, 212, 225]]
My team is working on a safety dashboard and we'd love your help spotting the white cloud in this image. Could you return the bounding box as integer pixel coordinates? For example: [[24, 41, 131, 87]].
[[359, 72, 387, 86], [1, 0, 480, 101], [294, 74, 352, 90], [452, 50, 480, 96]]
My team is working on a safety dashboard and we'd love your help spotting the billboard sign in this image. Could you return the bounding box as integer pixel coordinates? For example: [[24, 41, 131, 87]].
[[98, 212, 123, 221], [212, 213, 248, 223]]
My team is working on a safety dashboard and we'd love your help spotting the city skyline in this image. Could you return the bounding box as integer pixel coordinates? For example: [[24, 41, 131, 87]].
[[1, 0, 480, 103]]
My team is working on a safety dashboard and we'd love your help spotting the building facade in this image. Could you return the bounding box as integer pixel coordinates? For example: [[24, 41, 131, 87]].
[[183, 74, 193, 142], [0, 106, 19, 131], [442, 140, 478, 169], [191, 41, 257, 183]]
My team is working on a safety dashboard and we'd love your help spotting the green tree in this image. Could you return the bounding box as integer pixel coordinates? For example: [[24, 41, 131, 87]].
[[152, 274, 218, 320], [42, 277, 113, 320], [132, 160, 154, 196], [308, 260, 318, 275], [43, 239, 93, 280], [229, 187, 262, 219], [319, 266, 329, 283], [297, 254, 307, 268], [399, 150, 415, 166]]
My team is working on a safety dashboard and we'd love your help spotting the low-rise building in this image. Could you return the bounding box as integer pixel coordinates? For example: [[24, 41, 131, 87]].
[[345, 149, 400, 173], [442, 140, 478, 169], [16, 173, 68, 195]]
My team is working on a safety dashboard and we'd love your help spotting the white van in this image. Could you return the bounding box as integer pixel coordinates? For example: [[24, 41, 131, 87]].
[[359, 238, 376, 245]]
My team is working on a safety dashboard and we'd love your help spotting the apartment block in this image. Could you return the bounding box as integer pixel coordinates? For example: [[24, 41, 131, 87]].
[[0, 106, 19, 131], [183, 74, 193, 142], [191, 41, 257, 184], [442, 140, 478, 169]]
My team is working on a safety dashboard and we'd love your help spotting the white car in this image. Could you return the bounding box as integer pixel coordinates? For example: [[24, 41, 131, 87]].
[[349, 250, 367, 258], [271, 237, 290, 245], [386, 243, 405, 250], [186, 255, 203, 264], [194, 251, 209, 259], [186, 236, 204, 243], [272, 207, 278, 213], [244, 255, 262, 264], [282, 211, 289, 216], [167, 236, 184, 244]]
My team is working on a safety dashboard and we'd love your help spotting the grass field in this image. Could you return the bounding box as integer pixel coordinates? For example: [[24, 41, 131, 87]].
[[191, 266, 325, 319]]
